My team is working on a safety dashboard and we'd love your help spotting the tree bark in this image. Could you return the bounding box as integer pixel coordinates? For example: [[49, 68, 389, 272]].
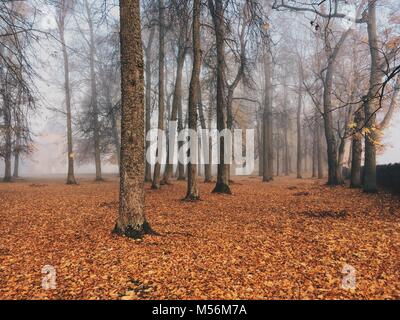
[[184, 0, 201, 201], [152, 0, 166, 190], [350, 109, 363, 188], [144, 27, 155, 182], [208, 0, 231, 194], [57, 4, 77, 185], [363, 0, 379, 193], [114, 0, 154, 239], [296, 65, 303, 179], [262, 49, 273, 182], [85, 0, 102, 181], [162, 46, 186, 184]]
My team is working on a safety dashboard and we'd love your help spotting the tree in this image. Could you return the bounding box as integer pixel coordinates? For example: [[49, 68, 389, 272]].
[[113, 0, 154, 239], [162, 0, 190, 185], [363, 0, 379, 193], [152, 0, 165, 190], [54, 0, 77, 185], [83, 0, 103, 181], [262, 46, 273, 182], [207, 0, 231, 194], [185, 0, 201, 201]]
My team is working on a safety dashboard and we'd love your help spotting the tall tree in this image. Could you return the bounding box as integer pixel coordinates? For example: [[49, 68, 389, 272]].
[[262, 47, 273, 182], [55, 0, 77, 185], [84, 0, 102, 181], [185, 0, 201, 201], [208, 0, 231, 194], [114, 0, 154, 239], [152, 0, 165, 190], [363, 0, 379, 193]]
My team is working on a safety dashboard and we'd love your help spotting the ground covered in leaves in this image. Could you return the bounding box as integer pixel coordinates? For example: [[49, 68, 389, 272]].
[[0, 176, 399, 300]]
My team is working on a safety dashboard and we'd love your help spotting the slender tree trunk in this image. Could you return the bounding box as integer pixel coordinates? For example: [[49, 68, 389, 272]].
[[13, 138, 20, 178], [185, 0, 201, 201], [262, 49, 273, 182], [363, 0, 379, 193], [296, 67, 303, 179], [312, 117, 317, 178], [152, 0, 166, 190], [209, 0, 231, 194], [111, 109, 121, 171], [162, 47, 186, 184], [317, 119, 324, 179], [85, 0, 102, 181], [276, 135, 280, 176], [284, 113, 289, 176], [13, 113, 21, 179], [2, 95, 12, 182], [198, 84, 212, 183], [144, 28, 155, 182], [58, 11, 77, 185], [114, 0, 154, 239], [257, 114, 263, 177], [351, 109, 363, 188], [204, 89, 214, 182]]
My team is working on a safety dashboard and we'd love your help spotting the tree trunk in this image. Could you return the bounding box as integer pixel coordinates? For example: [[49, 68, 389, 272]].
[[58, 9, 77, 185], [2, 95, 12, 182], [184, 0, 201, 201], [204, 89, 214, 182], [363, 0, 380, 193], [85, 0, 102, 181], [114, 0, 154, 239], [262, 49, 273, 182], [350, 109, 363, 188], [317, 119, 324, 179], [152, 0, 166, 190], [312, 118, 317, 178], [162, 46, 186, 184], [144, 27, 155, 182], [208, 0, 231, 194], [296, 66, 303, 179], [198, 84, 212, 183]]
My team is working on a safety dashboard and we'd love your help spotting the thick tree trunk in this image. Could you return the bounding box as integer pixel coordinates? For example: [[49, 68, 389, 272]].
[[363, 0, 379, 193], [114, 0, 154, 239], [185, 0, 201, 201], [152, 0, 166, 190]]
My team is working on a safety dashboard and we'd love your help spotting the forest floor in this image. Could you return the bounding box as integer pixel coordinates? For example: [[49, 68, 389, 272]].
[[0, 175, 399, 300]]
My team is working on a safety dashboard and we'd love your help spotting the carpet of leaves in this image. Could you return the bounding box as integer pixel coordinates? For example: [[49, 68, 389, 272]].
[[0, 176, 399, 300]]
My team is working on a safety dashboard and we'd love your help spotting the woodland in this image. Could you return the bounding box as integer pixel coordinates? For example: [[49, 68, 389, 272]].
[[0, 0, 399, 300]]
